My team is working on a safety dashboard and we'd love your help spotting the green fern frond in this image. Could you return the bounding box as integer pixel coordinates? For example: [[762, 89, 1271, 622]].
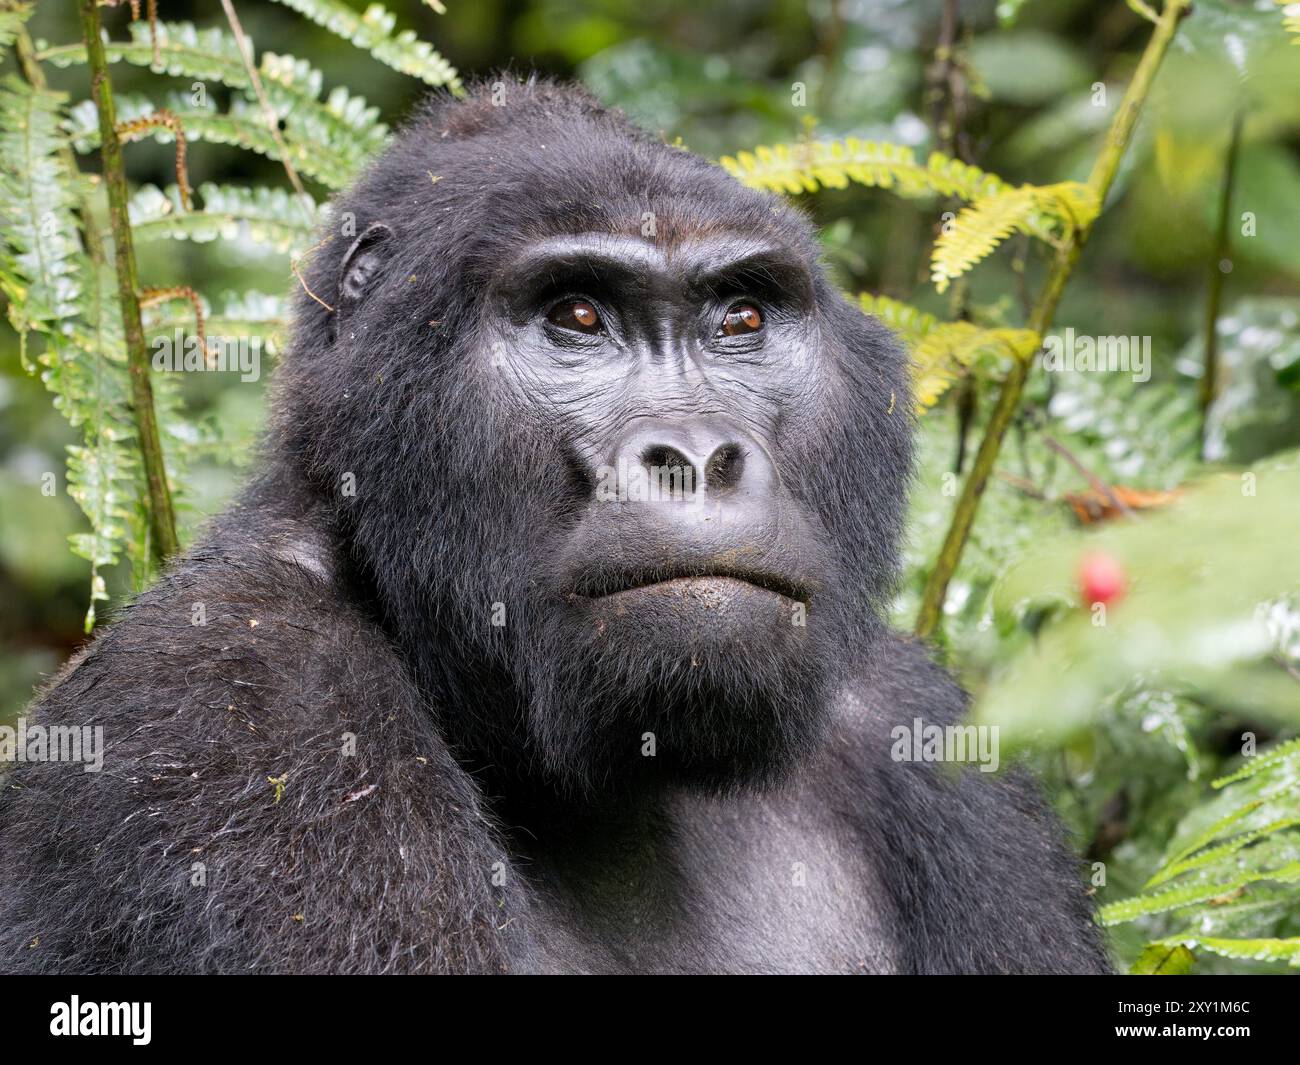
[[144, 290, 289, 356], [1148, 935, 1300, 968], [858, 294, 1039, 410], [39, 22, 253, 85], [152, 360, 222, 485], [1128, 943, 1196, 975], [269, 0, 461, 89], [855, 293, 940, 344], [1099, 860, 1300, 924], [923, 152, 1010, 201], [127, 183, 318, 254], [720, 139, 1085, 295], [1162, 743, 1300, 867], [0, 76, 84, 339], [1146, 820, 1300, 889], [39, 22, 388, 189], [66, 92, 370, 191], [0, 77, 143, 623], [914, 324, 1043, 409], [1038, 181, 1102, 229], [930, 182, 1098, 293], [1164, 783, 1300, 870], [1107, 734, 1300, 972], [1212, 737, 1300, 788], [721, 141, 1011, 202], [259, 52, 390, 184]]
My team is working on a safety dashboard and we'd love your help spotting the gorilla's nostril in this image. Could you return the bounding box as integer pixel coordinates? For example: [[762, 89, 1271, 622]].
[[640, 445, 696, 498], [704, 444, 745, 494], [607, 421, 769, 504]]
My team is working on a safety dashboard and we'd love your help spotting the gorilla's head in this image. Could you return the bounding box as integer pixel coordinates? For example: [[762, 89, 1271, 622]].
[[276, 80, 912, 796]]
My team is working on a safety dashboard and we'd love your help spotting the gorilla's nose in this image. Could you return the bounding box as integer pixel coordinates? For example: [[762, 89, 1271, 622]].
[[601, 417, 774, 504], [570, 417, 816, 601]]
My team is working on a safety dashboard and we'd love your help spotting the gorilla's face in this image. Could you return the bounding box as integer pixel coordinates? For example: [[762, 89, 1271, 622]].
[[493, 233, 830, 632], [487, 231, 837, 790], [288, 86, 912, 796]]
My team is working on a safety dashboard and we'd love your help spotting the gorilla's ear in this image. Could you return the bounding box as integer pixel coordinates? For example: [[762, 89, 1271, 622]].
[[338, 223, 394, 314]]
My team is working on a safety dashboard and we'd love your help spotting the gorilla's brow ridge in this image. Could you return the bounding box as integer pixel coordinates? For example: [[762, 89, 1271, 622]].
[[495, 232, 813, 305]]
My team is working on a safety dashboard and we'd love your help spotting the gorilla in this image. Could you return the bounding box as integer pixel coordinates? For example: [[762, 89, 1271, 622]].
[[0, 80, 1110, 974]]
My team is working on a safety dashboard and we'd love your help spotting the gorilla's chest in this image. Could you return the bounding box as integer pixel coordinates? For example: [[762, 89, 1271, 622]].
[[509, 788, 900, 974]]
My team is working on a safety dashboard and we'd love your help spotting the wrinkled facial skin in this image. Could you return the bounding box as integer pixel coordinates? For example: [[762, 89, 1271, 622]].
[[490, 232, 828, 611], [284, 90, 913, 797]]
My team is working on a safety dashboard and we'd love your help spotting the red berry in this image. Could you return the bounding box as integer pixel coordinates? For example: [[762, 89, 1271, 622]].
[[1079, 551, 1126, 607]]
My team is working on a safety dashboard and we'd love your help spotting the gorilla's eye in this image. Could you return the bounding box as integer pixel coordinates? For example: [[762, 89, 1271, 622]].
[[547, 299, 603, 335], [719, 302, 763, 337]]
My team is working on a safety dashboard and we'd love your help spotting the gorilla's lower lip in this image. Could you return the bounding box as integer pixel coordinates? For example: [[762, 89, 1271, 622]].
[[580, 570, 809, 603]]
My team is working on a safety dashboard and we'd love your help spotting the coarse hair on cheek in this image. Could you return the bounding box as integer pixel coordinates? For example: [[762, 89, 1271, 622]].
[[766, 301, 914, 654]]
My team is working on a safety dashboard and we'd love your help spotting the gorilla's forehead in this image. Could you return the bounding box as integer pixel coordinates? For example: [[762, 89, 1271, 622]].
[[378, 98, 817, 260], [467, 157, 812, 259]]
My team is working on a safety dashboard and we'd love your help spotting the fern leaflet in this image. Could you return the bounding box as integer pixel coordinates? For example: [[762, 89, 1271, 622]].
[[268, 0, 461, 89], [930, 182, 1099, 293], [858, 294, 1040, 410], [721, 140, 1009, 202]]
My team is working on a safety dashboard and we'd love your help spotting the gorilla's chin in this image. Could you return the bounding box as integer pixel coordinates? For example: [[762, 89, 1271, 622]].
[[519, 585, 838, 797]]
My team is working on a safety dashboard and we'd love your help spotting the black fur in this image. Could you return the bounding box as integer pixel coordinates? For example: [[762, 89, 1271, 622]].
[[0, 80, 1110, 974]]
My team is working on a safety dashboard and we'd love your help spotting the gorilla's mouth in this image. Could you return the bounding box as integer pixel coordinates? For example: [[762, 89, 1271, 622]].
[[574, 565, 811, 604]]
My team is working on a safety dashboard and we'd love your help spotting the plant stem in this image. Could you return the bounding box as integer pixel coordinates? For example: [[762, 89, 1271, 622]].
[[219, 0, 310, 205], [814, 0, 846, 115], [1200, 111, 1243, 459], [922, 0, 978, 475], [926, 0, 961, 154], [78, 0, 179, 564], [913, 0, 1191, 639]]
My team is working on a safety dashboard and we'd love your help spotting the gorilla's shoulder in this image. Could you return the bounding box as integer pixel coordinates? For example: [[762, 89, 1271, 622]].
[[832, 632, 967, 737], [818, 634, 1113, 975], [821, 633, 1043, 813], [32, 515, 414, 744], [0, 519, 511, 975]]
